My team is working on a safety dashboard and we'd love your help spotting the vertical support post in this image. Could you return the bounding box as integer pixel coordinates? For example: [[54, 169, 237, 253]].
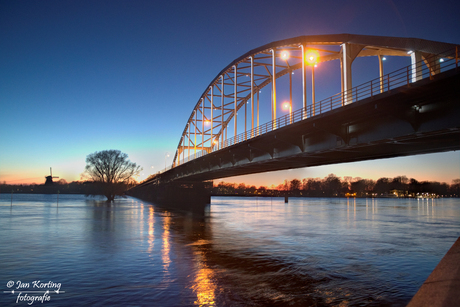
[[341, 43, 362, 105], [411, 51, 423, 83], [221, 75, 224, 148], [201, 98, 204, 153], [244, 95, 247, 140], [250, 56, 254, 137], [378, 54, 384, 93], [341, 43, 353, 105], [289, 68, 292, 124], [271, 49, 277, 129], [194, 110, 197, 155], [257, 90, 260, 136], [234, 65, 237, 138], [311, 65, 316, 116], [210, 86, 213, 150], [188, 123, 190, 159], [300, 44, 307, 119]]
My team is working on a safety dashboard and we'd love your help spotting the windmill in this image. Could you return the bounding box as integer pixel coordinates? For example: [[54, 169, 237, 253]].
[[44, 167, 59, 185]]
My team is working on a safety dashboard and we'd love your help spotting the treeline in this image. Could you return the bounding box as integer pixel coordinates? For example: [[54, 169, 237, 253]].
[[0, 180, 137, 195], [213, 174, 460, 198], [2, 174, 459, 198]]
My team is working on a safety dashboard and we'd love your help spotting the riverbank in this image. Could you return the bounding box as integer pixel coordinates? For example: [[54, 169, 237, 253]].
[[407, 236, 460, 307]]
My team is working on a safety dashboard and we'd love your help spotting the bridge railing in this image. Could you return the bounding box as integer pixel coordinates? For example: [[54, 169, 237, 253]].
[[172, 47, 458, 169]]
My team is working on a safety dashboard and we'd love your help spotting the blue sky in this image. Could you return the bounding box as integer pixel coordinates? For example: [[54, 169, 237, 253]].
[[1, 0, 459, 186]]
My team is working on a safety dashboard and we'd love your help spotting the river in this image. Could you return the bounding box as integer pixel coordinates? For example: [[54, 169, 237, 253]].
[[0, 194, 459, 306]]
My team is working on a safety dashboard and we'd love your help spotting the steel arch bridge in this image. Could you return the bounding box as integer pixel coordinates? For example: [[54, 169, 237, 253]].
[[171, 34, 458, 171]]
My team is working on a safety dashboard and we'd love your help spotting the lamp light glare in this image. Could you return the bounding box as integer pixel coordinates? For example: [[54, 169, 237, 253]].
[[280, 51, 290, 60], [305, 50, 319, 65]]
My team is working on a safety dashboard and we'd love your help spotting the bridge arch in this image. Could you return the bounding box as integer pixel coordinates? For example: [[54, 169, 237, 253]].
[[172, 34, 457, 168]]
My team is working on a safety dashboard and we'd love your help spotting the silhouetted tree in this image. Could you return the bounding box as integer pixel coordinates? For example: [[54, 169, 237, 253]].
[[374, 177, 391, 195], [409, 178, 421, 194], [451, 179, 460, 196], [351, 179, 367, 196], [236, 183, 247, 195], [322, 174, 342, 196], [290, 179, 301, 194], [247, 185, 257, 195], [83, 150, 142, 201]]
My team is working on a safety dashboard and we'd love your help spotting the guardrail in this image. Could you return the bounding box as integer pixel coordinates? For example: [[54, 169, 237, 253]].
[[168, 47, 459, 172]]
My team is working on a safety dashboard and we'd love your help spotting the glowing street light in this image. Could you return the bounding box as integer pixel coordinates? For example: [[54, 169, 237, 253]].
[[305, 50, 319, 65], [282, 101, 292, 124], [305, 50, 319, 116], [280, 50, 290, 61]]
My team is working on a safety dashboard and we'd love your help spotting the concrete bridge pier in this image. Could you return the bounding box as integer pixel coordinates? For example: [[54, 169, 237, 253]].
[[128, 180, 212, 212]]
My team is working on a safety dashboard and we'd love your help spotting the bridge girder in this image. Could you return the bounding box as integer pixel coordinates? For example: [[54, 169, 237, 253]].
[[158, 69, 459, 183], [172, 34, 458, 170]]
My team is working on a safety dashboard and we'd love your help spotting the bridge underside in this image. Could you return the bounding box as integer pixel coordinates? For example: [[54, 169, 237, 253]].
[[162, 69, 460, 183]]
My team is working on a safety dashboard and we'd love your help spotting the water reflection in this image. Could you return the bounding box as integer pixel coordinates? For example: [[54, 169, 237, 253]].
[[191, 247, 216, 306], [1, 195, 459, 307], [162, 212, 171, 274], [147, 205, 154, 256]]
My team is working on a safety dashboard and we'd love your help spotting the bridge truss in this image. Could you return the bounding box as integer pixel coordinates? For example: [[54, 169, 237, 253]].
[[170, 34, 458, 173]]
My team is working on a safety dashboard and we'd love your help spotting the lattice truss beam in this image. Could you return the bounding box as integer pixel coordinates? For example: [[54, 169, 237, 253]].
[[172, 34, 457, 166]]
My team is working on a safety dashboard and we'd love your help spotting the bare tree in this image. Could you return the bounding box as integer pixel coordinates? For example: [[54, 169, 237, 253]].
[[83, 150, 142, 201]]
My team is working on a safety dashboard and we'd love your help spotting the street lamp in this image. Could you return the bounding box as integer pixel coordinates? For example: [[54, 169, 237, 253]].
[[305, 50, 319, 116], [283, 101, 292, 124], [280, 50, 290, 61], [280, 51, 293, 124]]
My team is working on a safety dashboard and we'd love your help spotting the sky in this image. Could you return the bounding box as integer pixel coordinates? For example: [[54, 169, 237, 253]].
[[1, 0, 459, 186]]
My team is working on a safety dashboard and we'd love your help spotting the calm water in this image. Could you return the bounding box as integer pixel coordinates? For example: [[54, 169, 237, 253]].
[[0, 194, 459, 306]]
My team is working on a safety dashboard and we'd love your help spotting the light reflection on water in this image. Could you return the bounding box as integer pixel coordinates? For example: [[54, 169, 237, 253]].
[[0, 194, 459, 306]]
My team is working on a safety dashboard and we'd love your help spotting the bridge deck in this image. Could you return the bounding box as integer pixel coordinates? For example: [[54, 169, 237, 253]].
[[158, 68, 460, 183]]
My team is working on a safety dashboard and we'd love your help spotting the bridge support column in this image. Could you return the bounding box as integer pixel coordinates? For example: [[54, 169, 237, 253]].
[[129, 181, 212, 212]]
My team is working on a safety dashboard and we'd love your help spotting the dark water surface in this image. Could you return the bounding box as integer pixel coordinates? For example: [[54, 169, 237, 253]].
[[0, 194, 459, 306]]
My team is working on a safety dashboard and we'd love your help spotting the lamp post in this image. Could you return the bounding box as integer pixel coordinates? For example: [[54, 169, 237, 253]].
[[280, 51, 293, 124], [305, 50, 319, 116], [283, 101, 292, 124]]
